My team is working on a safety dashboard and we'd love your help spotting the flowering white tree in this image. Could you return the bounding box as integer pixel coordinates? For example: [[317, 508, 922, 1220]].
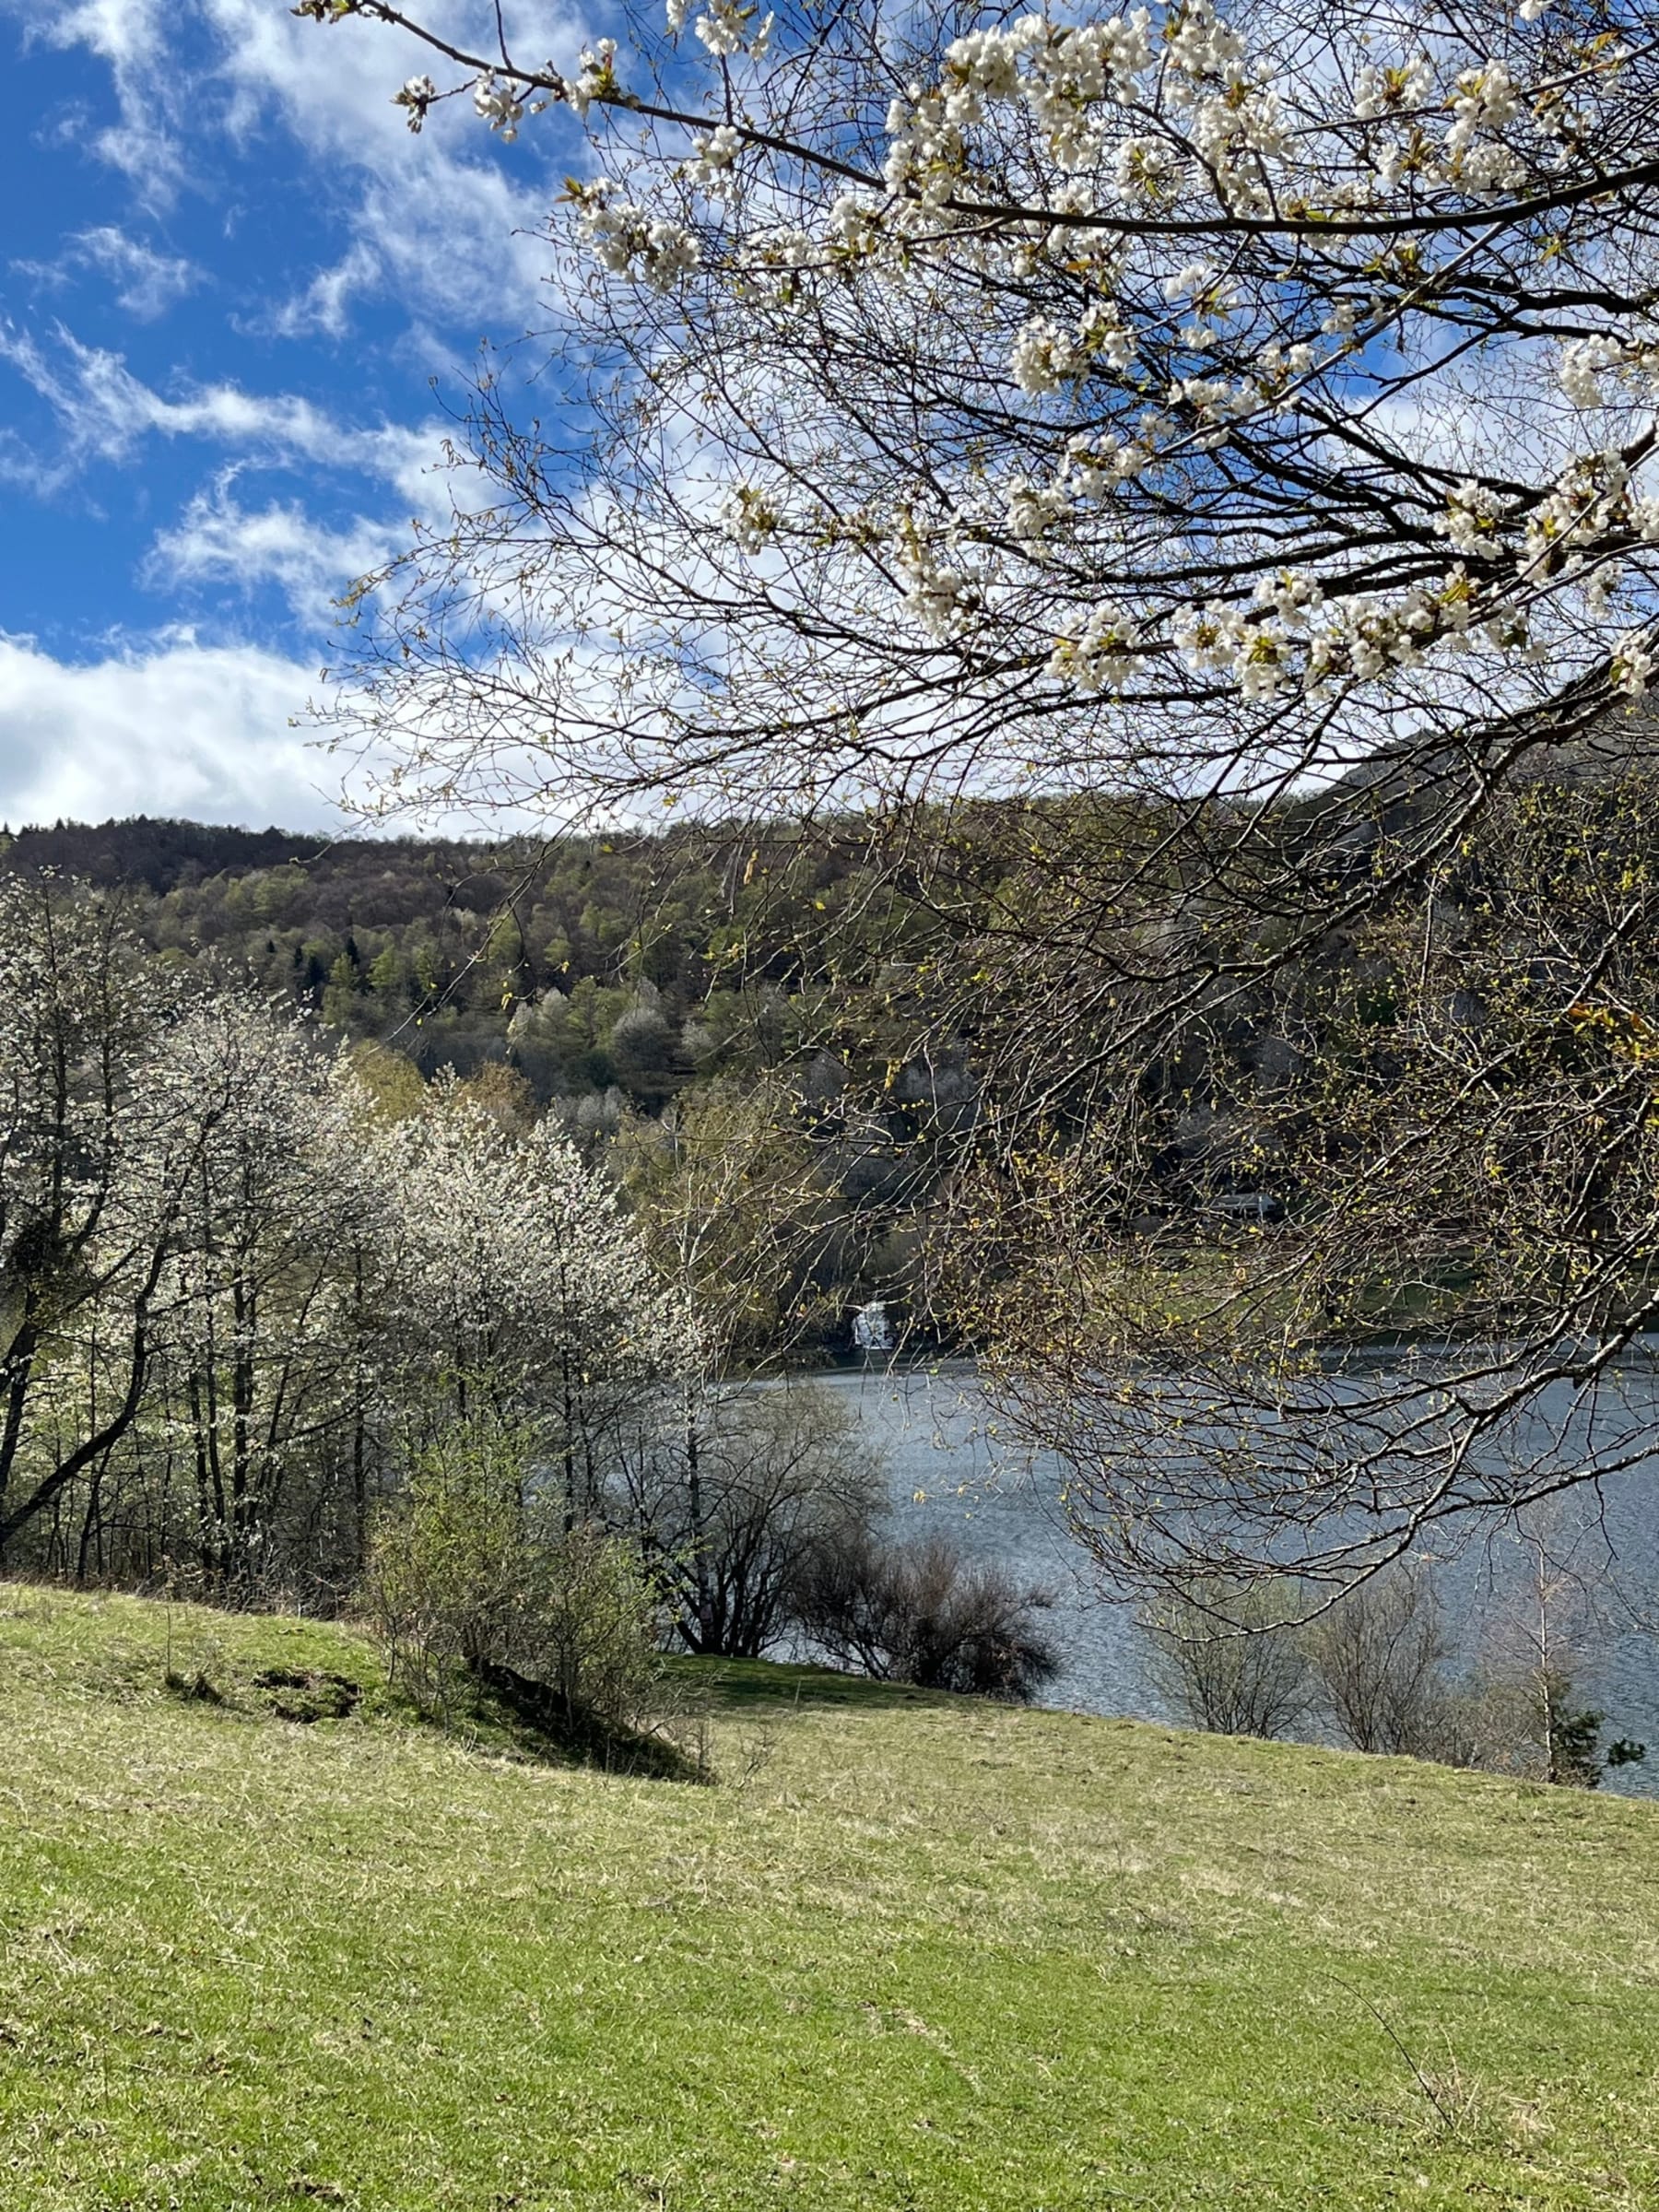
[[0, 880, 179, 1564], [313, 0, 1659, 838], [138, 999, 387, 1593], [389, 1078, 678, 1512], [304, 0, 1659, 1599]]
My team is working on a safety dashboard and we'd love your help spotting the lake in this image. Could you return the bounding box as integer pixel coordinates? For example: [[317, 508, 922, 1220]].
[[807, 1359, 1659, 1795]]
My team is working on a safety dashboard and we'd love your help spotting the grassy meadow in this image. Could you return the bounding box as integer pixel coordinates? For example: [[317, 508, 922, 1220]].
[[0, 1584, 1656, 2209]]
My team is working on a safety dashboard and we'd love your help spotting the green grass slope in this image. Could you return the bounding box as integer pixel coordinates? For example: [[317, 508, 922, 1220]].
[[1, 1587, 1655, 2211]]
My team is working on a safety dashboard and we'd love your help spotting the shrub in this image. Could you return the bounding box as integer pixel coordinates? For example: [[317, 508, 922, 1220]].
[[518, 1519, 664, 1737], [1302, 1566, 1457, 1758], [793, 1525, 1060, 1702], [367, 1422, 662, 1747], [367, 1426, 527, 1705], [1140, 1579, 1314, 1740]]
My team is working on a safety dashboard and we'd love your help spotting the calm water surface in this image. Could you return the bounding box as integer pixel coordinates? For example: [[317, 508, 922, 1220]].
[[807, 1360, 1659, 1795]]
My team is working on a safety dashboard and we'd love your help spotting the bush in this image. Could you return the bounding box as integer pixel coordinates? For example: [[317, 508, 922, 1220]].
[[1453, 1663, 1647, 1789], [367, 1423, 663, 1747], [793, 1525, 1060, 1701], [517, 1519, 665, 1737], [1140, 1579, 1314, 1740], [1302, 1565, 1457, 1758], [618, 1382, 885, 1657]]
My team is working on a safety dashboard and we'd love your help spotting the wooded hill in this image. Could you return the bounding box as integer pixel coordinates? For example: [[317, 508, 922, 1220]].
[[0, 813, 955, 1112], [0, 816, 980, 1359]]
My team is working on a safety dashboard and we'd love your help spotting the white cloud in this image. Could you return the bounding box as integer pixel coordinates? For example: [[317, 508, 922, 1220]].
[[3, 0, 593, 345], [7, 0, 594, 332], [147, 486, 405, 623], [0, 630, 345, 829], [0, 0, 184, 197], [10, 227, 200, 321], [73, 226, 200, 318], [0, 629, 567, 836], [0, 322, 446, 499], [265, 241, 382, 341], [207, 0, 572, 335], [0, 0, 593, 835]]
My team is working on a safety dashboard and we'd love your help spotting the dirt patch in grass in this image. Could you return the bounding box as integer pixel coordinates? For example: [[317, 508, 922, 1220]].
[[251, 1666, 362, 1723]]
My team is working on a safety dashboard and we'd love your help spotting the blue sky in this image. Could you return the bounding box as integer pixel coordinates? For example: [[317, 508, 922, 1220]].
[[0, 1, 595, 830]]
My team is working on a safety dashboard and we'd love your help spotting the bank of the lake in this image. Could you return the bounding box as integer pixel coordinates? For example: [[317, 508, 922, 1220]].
[[2, 1583, 1658, 2209], [815, 1361, 1659, 1791]]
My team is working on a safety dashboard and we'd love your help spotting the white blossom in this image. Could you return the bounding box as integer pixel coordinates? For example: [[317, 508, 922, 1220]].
[[693, 0, 771, 58], [1049, 601, 1144, 690], [570, 40, 618, 122], [1169, 373, 1252, 427], [1165, 0, 1245, 86], [826, 192, 883, 254], [893, 519, 971, 638], [393, 75, 439, 133], [1062, 429, 1149, 501], [473, 72, 524, 140], [1613, 629, 1656, 696], [1010, 315, 1086, 395], [1252, 570, 1323, 625], [575, 187, 701, 289], [720, 483, 782, 550], [689, 122, 743, 193], [1353, 58, 1432, 121], [1434, 479, 1510, 557], [1445, 60, 1519, 167], [1559, 335, 1659, 410], [1112, 134, 1178, 199], [1005, 476, 1073, 546]]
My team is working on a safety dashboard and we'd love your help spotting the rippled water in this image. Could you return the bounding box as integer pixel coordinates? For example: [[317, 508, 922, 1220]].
[[806, 1360, 1659, 1796]]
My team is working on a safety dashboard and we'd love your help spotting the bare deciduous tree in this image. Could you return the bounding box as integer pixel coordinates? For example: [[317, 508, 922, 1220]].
[[1302, 1566, 1454, 1758], [305, 0, 1659, 1596], [617, 1381, 883, 1655]]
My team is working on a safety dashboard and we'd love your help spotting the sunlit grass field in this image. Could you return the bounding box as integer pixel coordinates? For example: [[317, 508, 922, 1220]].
[[1, 1583, 1656, 2209]]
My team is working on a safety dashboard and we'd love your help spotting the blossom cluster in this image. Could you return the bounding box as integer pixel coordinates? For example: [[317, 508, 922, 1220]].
[[719, 484, 782, 552], [570, 182, 700, 291], [1047, 603, 1144, 692], [892, 518, 973, 641], [334, 0, 1659, 726]]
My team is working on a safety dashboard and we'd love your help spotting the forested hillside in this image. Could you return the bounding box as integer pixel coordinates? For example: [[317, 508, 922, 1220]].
[[0, 815, 991, 1381], [0, 813, 957, 1103]]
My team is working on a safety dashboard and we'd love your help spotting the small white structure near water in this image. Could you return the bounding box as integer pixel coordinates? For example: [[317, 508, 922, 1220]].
[[852, 1299, 894, 1355]]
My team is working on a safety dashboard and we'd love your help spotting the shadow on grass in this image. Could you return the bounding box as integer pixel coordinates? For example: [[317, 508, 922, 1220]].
[[665, 1654, 949, 1714], [468, 1660, 709, 1783]]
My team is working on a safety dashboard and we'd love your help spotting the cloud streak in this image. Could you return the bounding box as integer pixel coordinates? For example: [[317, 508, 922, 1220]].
[[1, 0, 185, 199], [73, 226, 201, 318], [147, 485, 405, 625], [11, 227, 202, 321], [0, 322, 446, 500]]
